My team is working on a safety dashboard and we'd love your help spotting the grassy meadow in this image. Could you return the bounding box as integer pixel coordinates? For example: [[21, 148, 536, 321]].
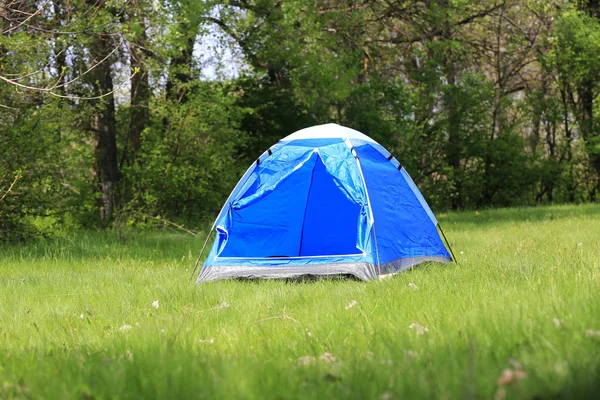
[[1, 204, 599, 399]]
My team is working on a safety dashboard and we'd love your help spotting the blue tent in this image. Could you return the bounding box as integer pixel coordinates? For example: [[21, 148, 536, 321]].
[[195, 124, 453, 283]]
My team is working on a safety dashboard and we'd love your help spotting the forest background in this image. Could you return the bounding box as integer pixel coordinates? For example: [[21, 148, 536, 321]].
[[2, 0, 600, 240]]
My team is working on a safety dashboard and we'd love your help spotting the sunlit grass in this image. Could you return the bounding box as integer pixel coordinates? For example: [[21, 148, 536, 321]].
[[1, 204, 599, 399]]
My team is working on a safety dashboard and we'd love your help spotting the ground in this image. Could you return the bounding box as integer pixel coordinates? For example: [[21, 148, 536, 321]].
[[1, 205, 599, 399]]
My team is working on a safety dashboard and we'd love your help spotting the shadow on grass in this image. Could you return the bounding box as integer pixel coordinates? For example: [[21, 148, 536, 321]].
[[204, 261, 449, 285], [230, 274, 362, 285], [531, 370, 600, 400]]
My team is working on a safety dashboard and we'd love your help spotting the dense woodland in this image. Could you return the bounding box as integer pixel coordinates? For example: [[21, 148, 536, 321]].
[[1, 0, 600, 239]]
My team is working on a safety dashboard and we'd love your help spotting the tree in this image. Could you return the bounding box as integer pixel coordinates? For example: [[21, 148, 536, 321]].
[[552, 7, 600, 200]]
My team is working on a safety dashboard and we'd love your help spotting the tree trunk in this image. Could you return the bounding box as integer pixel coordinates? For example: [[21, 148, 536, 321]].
[[438, 1, 462, 209], [128, 28, 150, 156], [578, 83, 594, 141], [583, 0, 600, 18], [92, 94, 118, 222], [87, 15, 119, 222], [445, 62, 462, 209], [559, 84, 575, 202], [579, 0, 600, 199], [165, 20, 198, 103]]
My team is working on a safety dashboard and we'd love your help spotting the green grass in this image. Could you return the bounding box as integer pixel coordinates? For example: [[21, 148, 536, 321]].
[[1, 204, 599, 399]]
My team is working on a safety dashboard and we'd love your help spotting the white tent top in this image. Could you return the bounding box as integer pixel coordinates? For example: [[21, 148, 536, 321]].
[[280, 123, 377, 144]]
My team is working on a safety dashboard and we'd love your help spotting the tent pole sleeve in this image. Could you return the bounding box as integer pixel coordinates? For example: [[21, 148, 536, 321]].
[[190, 226, 215, 281], [346, 138, 381, 277], [437, 223, 458, 264], [297, 150, 319, 256]]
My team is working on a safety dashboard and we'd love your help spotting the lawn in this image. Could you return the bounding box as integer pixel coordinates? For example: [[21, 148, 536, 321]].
[[1, 204, 599, 399]]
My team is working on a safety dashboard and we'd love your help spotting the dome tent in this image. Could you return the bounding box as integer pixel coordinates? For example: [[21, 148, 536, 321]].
[[194, 123, 454, 283]]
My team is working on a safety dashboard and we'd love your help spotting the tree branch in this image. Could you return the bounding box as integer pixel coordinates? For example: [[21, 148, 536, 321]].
[[0, 103, 18, 110], [388, 2, 506, 44], [0, 174, 21, 202], [0, 38, 131, 101], [1, 0, 47, 35]]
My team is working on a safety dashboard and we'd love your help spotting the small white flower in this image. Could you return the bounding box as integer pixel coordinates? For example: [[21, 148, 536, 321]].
[[216, 301, 230, 309], [345, 300, 358, 310], [409, 322, 428, 335], [152, 300, 160, 310], [495, 387, 507, 400], [320, 352, 336, 363], [577, 243, 583, 247], [305, 328, 313, 337], [405, 350, 418, 358], [298, 356, 316, 366], [119, 324, 133, 331], [198, 338, 215, 344], [79, 314, 85, 320], [554, 361, 568, 376], [408, 283, 418, 291], [508, 359, 523, 370], [460, 251, 464, 255], [552, 318, 563, 327], [496, 368, 527, 386]]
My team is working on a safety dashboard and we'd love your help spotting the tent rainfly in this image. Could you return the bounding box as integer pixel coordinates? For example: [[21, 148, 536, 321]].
[[194, 123, 455, 283]]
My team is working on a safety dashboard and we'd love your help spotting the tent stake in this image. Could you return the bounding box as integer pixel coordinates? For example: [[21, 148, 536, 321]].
[[437, 223, 458, 264], [190, 226, 215, 281]]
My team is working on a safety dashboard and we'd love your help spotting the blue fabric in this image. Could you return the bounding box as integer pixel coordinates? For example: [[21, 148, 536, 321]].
[[353, 140, 438, 224], [299, 155, 362, 256], [209, 254, 369, 267], [203, 132, 449, 271], [220, 150, 317, 257], [232, 144, 314, 205], [206, 140, 374, 264], [353, 142, 451, 263]]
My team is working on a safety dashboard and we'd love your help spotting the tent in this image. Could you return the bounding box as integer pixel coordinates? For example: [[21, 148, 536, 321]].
[[194, 123, 454, 283]]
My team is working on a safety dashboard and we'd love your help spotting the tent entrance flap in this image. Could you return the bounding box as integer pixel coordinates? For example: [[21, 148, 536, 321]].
[[299, 154, 361, 256], [218, 152, 362, 259]]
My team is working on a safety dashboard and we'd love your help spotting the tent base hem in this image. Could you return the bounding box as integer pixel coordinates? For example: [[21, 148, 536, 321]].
[[196, 256, 451, 283]]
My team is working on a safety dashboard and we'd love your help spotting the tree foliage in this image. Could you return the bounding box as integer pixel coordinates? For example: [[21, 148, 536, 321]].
[[1, 0, 600, 239]]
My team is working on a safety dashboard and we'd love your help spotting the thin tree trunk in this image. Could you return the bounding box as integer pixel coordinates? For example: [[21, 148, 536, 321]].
[[128, 24, 150, 157], [165, 20, 198, 103], [86, 6, 119, 222], [445, 62, 462, 210], [578, 84, 594, 141], [559, 84, 575, 202], [92, 93, 118, 222], [439, 0, 462, 209]]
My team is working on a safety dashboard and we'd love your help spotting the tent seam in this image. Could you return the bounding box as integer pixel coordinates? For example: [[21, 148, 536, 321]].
[[347, 138, 381, 277], [297, 150, 319, 257]]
